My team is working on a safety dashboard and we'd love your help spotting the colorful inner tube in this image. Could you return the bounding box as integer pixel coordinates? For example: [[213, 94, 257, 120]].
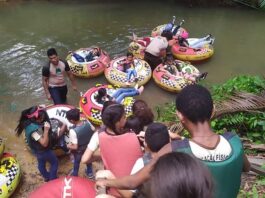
[[128, 37, 153, 59], [0, 153, 21, 198], [0, 138, 4, 159], [152, 60, 200, 93], [29, 176, 96, 198], [80, 84, 134, 125], [151, 24, 187, 37], [66, 47, 110, 78], [171, 44, 214, 62], [104, 56, 152, 87]]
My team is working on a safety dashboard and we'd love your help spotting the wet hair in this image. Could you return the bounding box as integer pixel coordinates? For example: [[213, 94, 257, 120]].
[[176, 84, 213, 123], [66, 108, 80, 122], [150, 152, 214, 198], [145, 123, 170, 152], [132, 100, 154, 126], [95, 88, 107, 104], [47, 48, 57, 57], [101, 104, 125, 135], [15, 106, 49, 136], [161, 30, 173, 41], [126, 52, 134, 57]]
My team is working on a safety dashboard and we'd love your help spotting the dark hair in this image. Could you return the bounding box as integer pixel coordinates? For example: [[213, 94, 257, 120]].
[[101, 104, 125, 135], [150, 152, 214, 198], [145, 123, 170, 152], [15, 106, 49, 136], [161, 31, 173, 41], [101, 100, 118, 117], [66, 108, 80, 122], [164, 54, 174, 62], [95, 88, 107, 104], [176, 84, 213, 123], [125, 117, 141, 133], [126, 52, 134, 57], [132, 100, 154, 127], [47, 48, 57, 57]]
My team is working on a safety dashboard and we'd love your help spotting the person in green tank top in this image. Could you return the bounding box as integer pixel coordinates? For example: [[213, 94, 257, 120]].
[[95, 84, 250, 198]]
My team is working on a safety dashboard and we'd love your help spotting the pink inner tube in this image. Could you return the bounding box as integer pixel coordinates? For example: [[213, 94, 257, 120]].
[[29, 176, 96, 198]]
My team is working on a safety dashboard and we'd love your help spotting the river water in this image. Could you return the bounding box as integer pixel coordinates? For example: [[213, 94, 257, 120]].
[[0, 1, 264, 196]]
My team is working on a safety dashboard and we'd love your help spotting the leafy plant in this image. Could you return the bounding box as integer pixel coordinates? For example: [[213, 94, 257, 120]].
[[156, 102, 178, 122], [211, 75, 265, 101]]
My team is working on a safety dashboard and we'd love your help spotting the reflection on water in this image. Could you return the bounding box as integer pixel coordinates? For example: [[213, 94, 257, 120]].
[[0, 1, 264, 139]]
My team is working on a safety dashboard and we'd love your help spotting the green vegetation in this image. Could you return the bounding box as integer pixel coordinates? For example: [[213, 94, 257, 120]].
[[156, 75, 265, 144]]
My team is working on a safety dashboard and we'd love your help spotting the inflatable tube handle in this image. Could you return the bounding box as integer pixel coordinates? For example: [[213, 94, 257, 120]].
[[81, 97, 87, 104]]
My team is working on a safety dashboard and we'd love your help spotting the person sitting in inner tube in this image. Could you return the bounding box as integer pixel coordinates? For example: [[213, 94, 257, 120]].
[[177, 30, 190, 47], [118, 52, 138, 85], [85, 48, 100, 62], [164, 16, 185, 36], [162, 54, 208, 82], [178, 31, 214, 49], [95, 88, 113, 105], [15, 105, 67, 182], [95, 85, 144, 105]]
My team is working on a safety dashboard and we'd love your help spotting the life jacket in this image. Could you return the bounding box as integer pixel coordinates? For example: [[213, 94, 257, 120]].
[[25, 123, 48, 152], [171, 132, 244, 198], [73, 121, 94, 150]]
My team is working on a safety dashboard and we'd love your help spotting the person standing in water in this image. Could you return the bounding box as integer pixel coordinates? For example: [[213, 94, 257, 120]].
[[42, 48, 77, 104]]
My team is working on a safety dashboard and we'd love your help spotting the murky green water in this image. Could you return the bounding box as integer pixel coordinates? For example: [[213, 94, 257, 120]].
[[0, 1, 264, 146]]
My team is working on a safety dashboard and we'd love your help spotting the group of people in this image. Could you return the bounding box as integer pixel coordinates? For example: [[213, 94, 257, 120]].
[[16, 82, 250, 198], [15, 23, 249, 197]]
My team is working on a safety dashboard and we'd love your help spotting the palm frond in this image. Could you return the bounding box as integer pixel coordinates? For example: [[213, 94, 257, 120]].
[[169, 90, 265, 134]]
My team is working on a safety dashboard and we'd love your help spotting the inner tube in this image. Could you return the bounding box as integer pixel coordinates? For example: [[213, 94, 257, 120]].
[[128, 37, 153, 59], [171, 44, 214, 62], [152, 60, 200, 93], [0, 138, 4, 159], [29, 176, 96, 198], [104, 56, 152, 87], [0, 153, 21, 198], [151, 24, 187, 37], [66, 47, 110, 78], [80, 84, 134, 125]]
